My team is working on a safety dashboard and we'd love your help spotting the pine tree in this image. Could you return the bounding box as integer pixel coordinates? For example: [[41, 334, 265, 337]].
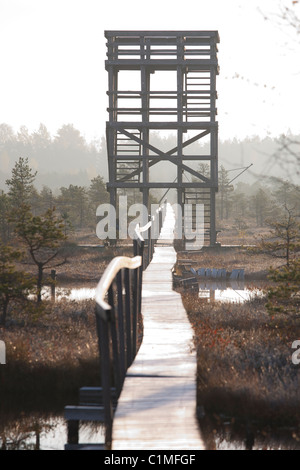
[[217, 165, 234, 219], [56, 185, 88, 228], [88, 175, 109, 224], [256, 204, 300, 267], [251, 188, 272, 227], [14, 206, 67, 303], [6, 157, 37, 214], [266, 258, 300, 318], [258, 204, 300, 318], [0, 243, 34, 326], [0, 191, 10, 243]]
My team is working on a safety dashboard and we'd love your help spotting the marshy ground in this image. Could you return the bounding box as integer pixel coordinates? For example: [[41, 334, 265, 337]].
[[1, 226, 299, 450], [177, 236, 300, 449]]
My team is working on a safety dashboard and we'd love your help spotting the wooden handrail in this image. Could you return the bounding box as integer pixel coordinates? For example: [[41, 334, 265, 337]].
[[95, 255, 142, 311], [133, 203, 166, 269], [134, 205, 164, 239], [92, 203, 166, 448], [134, 221, 151, 242], [139, 220, 152, 233]]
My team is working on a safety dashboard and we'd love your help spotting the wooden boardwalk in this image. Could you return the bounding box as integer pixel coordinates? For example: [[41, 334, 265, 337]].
[[111, 204, 205, 450]]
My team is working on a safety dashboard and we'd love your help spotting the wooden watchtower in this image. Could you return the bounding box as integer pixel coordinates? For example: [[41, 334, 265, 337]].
[[105, 30, 219, 246]]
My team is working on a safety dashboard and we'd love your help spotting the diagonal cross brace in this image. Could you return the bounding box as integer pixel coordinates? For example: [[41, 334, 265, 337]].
[[116, 128, 211, 183]]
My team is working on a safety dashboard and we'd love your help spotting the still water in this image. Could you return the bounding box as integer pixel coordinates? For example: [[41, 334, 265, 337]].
[[197, 279, 264, 304], [0, 415, 104, 450], [30, 286, 97, 302], [40, 282, 263, 304], [198, 286, 263, 303], [2, 413, 299, 450]]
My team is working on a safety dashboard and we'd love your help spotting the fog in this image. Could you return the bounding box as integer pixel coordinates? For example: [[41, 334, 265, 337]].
[[0, 123, 298, 196]]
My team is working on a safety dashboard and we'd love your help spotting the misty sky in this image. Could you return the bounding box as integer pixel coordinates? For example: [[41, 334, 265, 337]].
[[1, 0, 300, 143]]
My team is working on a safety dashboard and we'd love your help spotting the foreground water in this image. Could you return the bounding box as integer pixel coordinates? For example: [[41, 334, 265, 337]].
[[30, 286, 97, 302], [0, 415, 104, 450], [198, 283, 264, 303], [39, 281, 264, 304], [1, 412, 299, 450]]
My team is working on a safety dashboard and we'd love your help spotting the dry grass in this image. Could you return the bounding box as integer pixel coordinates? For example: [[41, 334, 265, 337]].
[[180, 289, 300, 448], [0, 239, 143, 413], [0, 240, 137, 410], [15, 242, 134, 284], [3, 299, 98, 365], [177, 246, 284, 280], [216, 219, 272, 246], [0, 299, 100, 412]]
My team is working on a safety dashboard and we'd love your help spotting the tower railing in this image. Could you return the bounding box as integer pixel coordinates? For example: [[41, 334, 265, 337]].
[[105, 30, 219, 246]]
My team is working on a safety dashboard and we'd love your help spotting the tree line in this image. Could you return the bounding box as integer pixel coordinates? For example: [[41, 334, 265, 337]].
[[215, 164, 300, 319], [0, 122, 107, 189], [0, 145, 299, 326], [1, 122, 300, 192], [0, 157, 109, 326], [216, 164, 300, 230], [0, 158, 109, 242]]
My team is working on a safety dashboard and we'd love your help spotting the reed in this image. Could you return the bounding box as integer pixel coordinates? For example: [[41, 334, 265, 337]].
[[181, 290, 300, 435], [0, 299, 100, 412]]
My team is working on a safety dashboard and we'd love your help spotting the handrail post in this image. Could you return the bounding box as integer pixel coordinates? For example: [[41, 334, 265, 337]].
[[148, 223, 152, 267], [132, 266, 137, 359], [107, 285, 122, 396], [132, 260, 139, 359], [93, 204, 168, 449], [116, 270, 126, 385], [95, 304, 113, 449], [133, 238, 138, 257], [124, 268, 132, 367], [159, 208, 163, 236], [95, 254, 142, 449], [132, 229, 144, 359], [138, 244, 143, 316]]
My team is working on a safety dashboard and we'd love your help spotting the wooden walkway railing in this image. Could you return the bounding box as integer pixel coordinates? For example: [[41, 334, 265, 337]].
[[64, 203, 203, 450], [92, 206, 165, 448], [64, 253, 142, 450], [111, 204, 204, 450]]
